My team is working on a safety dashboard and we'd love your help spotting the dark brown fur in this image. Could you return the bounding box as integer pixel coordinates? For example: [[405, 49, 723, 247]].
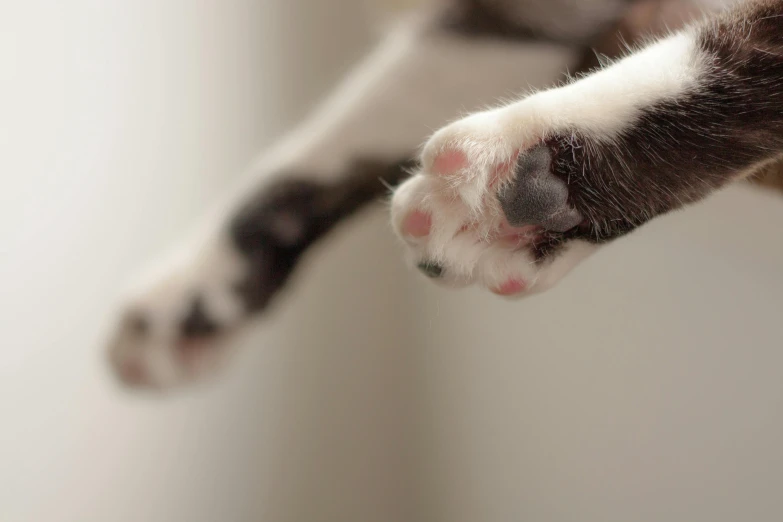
[[229, 158, 414, 312], [535, 0, 783, 257], [574, 0, 783, 192]]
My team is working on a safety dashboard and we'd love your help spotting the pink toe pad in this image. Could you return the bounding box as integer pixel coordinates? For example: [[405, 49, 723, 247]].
[[403, 211, 432, 238], [432, 150, 468, 176], [492, 279, 527, 296]]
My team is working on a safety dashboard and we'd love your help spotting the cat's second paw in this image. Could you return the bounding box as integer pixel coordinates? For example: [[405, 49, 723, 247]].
[[108, 171, 398, 390], [106, 179, 337, 390], [106, 237, 250, 390]]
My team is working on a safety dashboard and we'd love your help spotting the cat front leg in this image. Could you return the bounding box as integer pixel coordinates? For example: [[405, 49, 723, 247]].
[[392, 0, 783, 295]]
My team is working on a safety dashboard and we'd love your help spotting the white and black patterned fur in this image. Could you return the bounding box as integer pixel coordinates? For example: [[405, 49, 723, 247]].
[[108, 0, 782, 389]]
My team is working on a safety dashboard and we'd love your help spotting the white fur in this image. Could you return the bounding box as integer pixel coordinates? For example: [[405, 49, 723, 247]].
[[108, 234, 248, 388], [527, 31, 705, 140], [421, 30, 706, 173]]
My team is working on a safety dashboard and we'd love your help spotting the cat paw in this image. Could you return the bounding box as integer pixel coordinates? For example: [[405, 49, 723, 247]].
[[107, 171, 397, 389], [106, 178, 339, 389], [391, 109, 597, 296], [106, 237, 249, 389]]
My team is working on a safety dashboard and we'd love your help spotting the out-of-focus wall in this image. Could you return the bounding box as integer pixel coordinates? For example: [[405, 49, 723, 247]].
[[3, 1, 783, 522], [1, 1, 423, 521], [418, 185, 783, 521]]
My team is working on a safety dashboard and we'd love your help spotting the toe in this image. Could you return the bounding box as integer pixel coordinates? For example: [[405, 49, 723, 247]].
[[417, 261, 445, 279], [402, 210, 432, 238], [431, 149, 468, 176], [491, 278, 527, 296]]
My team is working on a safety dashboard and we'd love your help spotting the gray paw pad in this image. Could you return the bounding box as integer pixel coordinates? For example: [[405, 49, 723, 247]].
[[496, 145, 582, 233]]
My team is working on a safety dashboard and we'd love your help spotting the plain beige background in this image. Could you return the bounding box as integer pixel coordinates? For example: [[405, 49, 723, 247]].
[[2, 1, 783, 521]]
